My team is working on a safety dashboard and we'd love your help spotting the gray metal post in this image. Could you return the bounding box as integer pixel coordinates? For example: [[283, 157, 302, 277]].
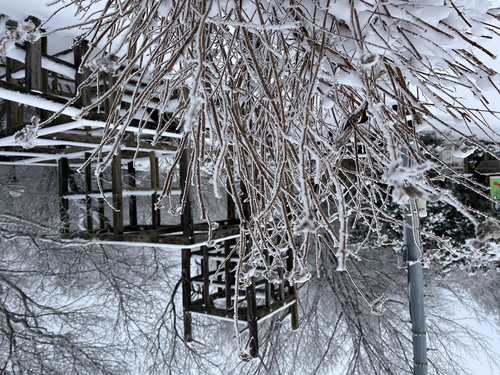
[[402, 151, 428, 375]]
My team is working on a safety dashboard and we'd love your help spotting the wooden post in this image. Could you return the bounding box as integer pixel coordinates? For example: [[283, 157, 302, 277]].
[[181, 248, 193, 342], [287, 248, 299, 331], [111, 152, 124, 235], [25, 17, 47, 120], [127, 161, 138, 227], [76, 41, 94, 235], [180, 148, 194, 240], [104, 72, 115, 114], [150, 152, 160, 229], [224, 239, 234, 310], [5, 20, 22, 129], [84, 153, 93, 232], [265, 250, 271, 309], [227, 180, 236, 222], [246, 280, 259, 358], [225, 161, 237, 309], [73, 39, 90, 107], [278, 263, 286, 302], [4, 57, 21, 129], [180, 148, 194, 342], [58, 158, 70, 233], [240, 182, 259, 357], [202, 246, 212, 307], [98, 190, 106, 231]]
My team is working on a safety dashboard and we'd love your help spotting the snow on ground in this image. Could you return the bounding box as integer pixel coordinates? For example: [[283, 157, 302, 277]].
[[443, 291, 500, 375]]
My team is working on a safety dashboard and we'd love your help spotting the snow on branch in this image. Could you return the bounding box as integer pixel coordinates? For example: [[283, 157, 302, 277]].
[[45, 0, 500, 327]]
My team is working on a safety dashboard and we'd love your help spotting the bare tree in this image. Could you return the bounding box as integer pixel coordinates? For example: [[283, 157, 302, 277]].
[[0, 167, 173, 374], [218, 247, 500, 375]]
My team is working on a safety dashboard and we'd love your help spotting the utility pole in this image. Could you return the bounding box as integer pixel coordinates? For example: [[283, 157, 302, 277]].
[[402, 151, 428, 375]]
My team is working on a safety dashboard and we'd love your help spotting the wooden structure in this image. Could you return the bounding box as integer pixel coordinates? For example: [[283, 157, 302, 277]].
[[0, 16, 299, 357], [184, 242, 299, 356]]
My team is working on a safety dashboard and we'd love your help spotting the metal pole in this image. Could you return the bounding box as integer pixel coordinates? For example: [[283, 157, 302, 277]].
[[402, 151, 428, 375]]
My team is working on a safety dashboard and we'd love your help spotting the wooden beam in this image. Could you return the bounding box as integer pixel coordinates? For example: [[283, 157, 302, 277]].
[[98, 201, 106, 231], [255, 294, 297, 319], [38, 131, 177, 152], [2, 42, 75, 79], [5, 20, 23, 130], [186, 305, 241, 321], [0, 78, 80, 118], [191, 227, 240, 243]]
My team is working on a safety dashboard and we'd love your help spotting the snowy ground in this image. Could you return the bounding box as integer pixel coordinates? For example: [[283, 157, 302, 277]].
[[461, 311, 500, 374]]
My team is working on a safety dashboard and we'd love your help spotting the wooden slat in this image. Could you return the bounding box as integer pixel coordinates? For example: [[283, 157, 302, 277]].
[[287, 248, 299, 330], [127, 161, 138, 226], [25, 17, 48, 120], [58, 157, 70, 233], [73, 39, 90, 107], [65, 230, 189, 245], [180, 147, 194, 342], [255, 294, 297, 319], [182, 248, 193, 342], [265, 250, 271, 309], [84, 152, 93, 232], [111, 152, 124, 234], [5, 21, 23, 130], [202, 246, 212, 307], [150, 151, 160, 229], [180, 148, 194, 241], [246, 280, 259, 358], [186, 305, 242, 320], [225, 239, 234, 310], [25, 18, 45, 92]]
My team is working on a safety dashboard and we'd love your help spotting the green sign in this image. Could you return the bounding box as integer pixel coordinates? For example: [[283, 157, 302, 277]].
[[490, 176, 500, 212]]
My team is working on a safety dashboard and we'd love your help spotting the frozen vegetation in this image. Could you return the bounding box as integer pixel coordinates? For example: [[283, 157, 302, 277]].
[[1, 0, 500, 374]]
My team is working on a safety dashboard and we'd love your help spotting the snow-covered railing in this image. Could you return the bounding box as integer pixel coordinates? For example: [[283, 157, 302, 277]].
[[0, 16, 177, 169], [0, 28, 180, 168]]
